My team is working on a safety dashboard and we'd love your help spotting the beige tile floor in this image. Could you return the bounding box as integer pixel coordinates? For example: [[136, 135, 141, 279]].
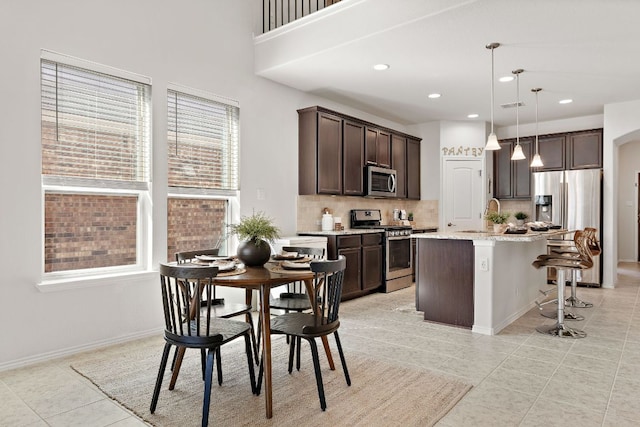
[[1, 262, 639, 426]]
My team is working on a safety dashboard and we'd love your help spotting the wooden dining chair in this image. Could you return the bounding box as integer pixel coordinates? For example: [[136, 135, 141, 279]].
[[256, 246, 326, 363], [176, 248, 259, 368], [151, 263, 257, 427], [257, 255, 350, 411]]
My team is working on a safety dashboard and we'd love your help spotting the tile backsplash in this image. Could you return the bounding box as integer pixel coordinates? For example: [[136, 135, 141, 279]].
[[498, 199, 533, 222], [297, 195, 438, 231]]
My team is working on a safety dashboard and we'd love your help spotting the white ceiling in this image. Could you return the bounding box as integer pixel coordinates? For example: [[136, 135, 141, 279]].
[[254, 0, 640, 128]]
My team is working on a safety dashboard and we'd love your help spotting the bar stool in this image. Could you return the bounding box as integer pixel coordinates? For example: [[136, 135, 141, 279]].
[[564, 227, 600, 308], [532, 230, 592, 338], [535, 239, 584, 321]]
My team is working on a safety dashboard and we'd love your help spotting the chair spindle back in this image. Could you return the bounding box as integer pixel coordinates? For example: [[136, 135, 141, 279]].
[[159, 263, 223, 347]]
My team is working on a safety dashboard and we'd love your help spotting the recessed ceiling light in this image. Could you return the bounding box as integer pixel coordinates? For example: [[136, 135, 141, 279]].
[[467, 113, 479, 118], [373, 63, 390, 71], [559, 99, 573, 104], [427, 93, 441, 99], [499, 75, 514, 82]]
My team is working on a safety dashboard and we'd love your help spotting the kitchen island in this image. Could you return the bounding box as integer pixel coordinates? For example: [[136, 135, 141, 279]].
[[412, 229, 568, 335]]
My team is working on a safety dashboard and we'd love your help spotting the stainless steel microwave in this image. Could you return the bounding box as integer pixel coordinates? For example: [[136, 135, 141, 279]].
[[366, 165, 397, 198]]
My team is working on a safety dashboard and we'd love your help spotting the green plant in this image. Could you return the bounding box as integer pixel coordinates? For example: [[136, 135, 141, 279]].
[[227, 212, 280, 246], [485, 211, 510, 224], [514, 211, 529, 221]]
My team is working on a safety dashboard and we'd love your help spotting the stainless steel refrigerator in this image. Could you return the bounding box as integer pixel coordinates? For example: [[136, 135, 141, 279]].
[[532, 169, 602, 286]]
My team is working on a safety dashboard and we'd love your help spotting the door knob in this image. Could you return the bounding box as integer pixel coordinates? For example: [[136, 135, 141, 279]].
[[447, 222, 456, 227]]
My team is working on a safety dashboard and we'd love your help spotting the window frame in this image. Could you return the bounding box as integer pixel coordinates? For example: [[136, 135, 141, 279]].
[[38, 50, 153, 288], [166, 83, 241, 257]]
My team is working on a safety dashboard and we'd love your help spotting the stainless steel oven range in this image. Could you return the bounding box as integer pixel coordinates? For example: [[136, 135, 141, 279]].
[[350, 209, 413, 292]]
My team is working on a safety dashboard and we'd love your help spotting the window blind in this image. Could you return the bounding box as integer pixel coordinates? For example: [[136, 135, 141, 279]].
[[167, 89, 239, 191], [41, 60, 151, 184]]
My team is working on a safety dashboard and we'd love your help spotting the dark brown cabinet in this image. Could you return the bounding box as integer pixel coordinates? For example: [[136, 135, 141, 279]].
[[342, 120, 365, 195], [407, 138, 421, 200], [411, 228, 437, 282], [365, 127, 391, 168], [535, 129, 602, 171], [416, 239, 474, 328], [567, 130, 602, 169], [493, 138, 532, 199], [537, 135, 566, 171], [391, 134, 407, 198], [361, 233, 383, 292], [307, 232, 383, 300], [513, 139, 533, 198], [494, 141, 513, 199], [298, 107, 342, 195], [299, 106, 420, 199], [494, 128, 602, 200], [338, 249, 361, 297]]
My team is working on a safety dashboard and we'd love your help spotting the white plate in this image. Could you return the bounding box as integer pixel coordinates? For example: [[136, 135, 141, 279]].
[[282, 260, 310, 270], [211, 261, 236, 271], [272, 253, 304, 261], [195, 255, 229, 262]]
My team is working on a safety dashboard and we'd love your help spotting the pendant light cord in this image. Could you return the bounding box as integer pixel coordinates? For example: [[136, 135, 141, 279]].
[[535, 89, 539, 153], [490, 47, 495, 134], [516, 71, 519, 145]]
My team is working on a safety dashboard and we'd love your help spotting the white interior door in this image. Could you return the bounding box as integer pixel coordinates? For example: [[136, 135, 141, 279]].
[[443, 159, 484, 231]]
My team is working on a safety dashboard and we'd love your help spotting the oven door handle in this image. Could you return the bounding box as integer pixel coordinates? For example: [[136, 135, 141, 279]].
[[387, 235, 410, 241]]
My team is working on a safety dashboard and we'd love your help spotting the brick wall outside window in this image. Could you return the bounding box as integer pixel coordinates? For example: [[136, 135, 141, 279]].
[[167, 198, 227, 261], [44, 193, 138, 272]]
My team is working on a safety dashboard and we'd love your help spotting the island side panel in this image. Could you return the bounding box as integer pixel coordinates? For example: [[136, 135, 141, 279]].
[[416, 239, 474, 328]]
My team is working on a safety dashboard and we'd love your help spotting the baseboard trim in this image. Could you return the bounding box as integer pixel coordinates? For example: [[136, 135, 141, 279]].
[[0, 328, 162, 372]]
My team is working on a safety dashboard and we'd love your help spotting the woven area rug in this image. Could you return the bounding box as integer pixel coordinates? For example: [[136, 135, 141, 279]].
[[70, 335, 471, 427]]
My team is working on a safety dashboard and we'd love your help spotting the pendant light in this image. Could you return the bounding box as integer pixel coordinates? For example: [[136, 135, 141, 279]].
[[484, 42, 501, 150], [511, 69, 526, 160], [530, 88, 544, 167]]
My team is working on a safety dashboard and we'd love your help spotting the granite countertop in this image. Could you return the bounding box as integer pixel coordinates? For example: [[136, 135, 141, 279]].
[[299, 224, 439, 236], [412, 229, 570, 242], [297, 229, 385, 236]]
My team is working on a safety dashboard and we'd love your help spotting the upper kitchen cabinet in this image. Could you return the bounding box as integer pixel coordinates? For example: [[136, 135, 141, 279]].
[[566, 129, 602, 170], [535, 129, 602, 171], [406, 138, 421, 200], [365, 127, 391, 168], [536, 135, 566, 171], [391, 134, 407, 198], [391, 135, 421, 200], [298, 106, 420, 199], [298, 107, 342, 195], [342, 119, 365, 195], [493, 138, 532, 199]]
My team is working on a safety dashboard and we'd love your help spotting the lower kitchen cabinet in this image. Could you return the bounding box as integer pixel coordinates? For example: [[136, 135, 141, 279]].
[[362, 233, 383, 291], [302, 232, 382, 300]]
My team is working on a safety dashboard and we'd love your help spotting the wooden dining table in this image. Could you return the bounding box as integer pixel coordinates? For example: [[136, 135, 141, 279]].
[[208, 260, 334, 419]]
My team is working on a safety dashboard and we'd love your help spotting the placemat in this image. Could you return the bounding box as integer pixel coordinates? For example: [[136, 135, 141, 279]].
[[217, 267, 246, 277], [267, 264, 313, 275]]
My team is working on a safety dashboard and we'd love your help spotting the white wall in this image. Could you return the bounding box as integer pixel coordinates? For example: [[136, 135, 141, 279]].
[[497, 114, 604, 140], [0, 0, 413, 369], [603, 99, 640, 287], [617, 141, 640, 261]]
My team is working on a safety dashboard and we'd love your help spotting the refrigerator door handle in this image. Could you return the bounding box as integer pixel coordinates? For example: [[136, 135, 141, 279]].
[[562, 173, 567, 229]]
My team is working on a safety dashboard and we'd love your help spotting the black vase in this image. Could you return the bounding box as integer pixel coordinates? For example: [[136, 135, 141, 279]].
[[237, 239, 271, 267]]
